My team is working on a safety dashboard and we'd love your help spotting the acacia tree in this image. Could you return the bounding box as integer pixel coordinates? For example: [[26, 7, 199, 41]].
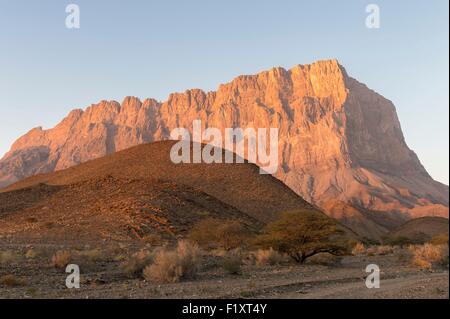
[[255, 210, 349, 263]]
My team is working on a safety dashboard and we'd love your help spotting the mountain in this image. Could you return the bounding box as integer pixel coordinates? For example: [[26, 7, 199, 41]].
[[0, 141, 323, 243], [0, 59, 448, 238], [387, 217, 449, 243]]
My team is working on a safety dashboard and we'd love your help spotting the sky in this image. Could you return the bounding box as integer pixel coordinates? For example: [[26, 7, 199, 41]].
[[0, 0, 448, 184]]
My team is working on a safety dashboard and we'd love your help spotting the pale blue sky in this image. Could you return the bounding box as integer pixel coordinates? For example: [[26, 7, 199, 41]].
[[0, 0, 448, 184]]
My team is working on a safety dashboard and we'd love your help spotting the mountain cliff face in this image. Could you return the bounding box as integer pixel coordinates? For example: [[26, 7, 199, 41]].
[[1, 59, 448, 238]]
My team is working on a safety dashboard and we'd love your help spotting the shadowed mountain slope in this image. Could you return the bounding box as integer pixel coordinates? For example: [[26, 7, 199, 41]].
[[0, 141, 322, 243], [387, 217, 449, 243]]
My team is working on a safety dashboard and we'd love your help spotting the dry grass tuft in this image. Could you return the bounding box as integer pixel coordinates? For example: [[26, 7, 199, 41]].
[[121, 249, 153, 278], [25, 249, 39, 259], [351, 242, 366, 256], [143, 250, 181, 283], [365, 245, 394, 256], [429, 234, 449, 246], [209, 249, 228, 257], [143, 241, 201, 283], [0, 251, 19, 264], [375, 245, 394, 256], [253, 248, 284, 266], [51, 250, 73, 269], [0, 274, 25, 287], [410, 244, 449, 269]]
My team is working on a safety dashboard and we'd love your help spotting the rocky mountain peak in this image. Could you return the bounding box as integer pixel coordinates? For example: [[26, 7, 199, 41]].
[[0, 59, 447, 238]]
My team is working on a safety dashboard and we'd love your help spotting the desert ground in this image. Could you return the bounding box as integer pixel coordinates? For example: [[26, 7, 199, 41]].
[[0, 242, 448, 299], [0, 142, 447, 300]]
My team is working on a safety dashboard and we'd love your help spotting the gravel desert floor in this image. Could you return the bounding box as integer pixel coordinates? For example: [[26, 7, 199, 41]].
[[0, 243, 448, 299]]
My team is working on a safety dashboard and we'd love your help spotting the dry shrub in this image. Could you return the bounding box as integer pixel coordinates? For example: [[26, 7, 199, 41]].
[[77, 249, 104, 262], [25, 249, 38, 259], [429, 234, 449, 246], [121, 249, 153, 278], [307, 252, 342, 266], [441, 245, 450, 267], [51, 250, 72, 269], [351, 242, 366, 256], [144, 250, 181, 283], [0, 251, 19, 264], [176, 241, 201, 277], [0, 274, 25, 287], [209, 248, 228, 257], [396, 247, 413, 263], [364, 245, 394, 256], [143, 241, 201, 283], [189, 218, 250, 251], [366, 247, 376, 255], [253, 248, 283, 266], [114, 254, 126, 262], [375, 245, 394, 256], [410, 244, 448, 269], [222, 252, 242, 275]]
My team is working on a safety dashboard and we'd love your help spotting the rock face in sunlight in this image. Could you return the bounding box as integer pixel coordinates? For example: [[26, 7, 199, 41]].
[[0, 59, 448, 238]]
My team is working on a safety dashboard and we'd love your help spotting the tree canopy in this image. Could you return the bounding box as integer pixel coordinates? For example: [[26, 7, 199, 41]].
[[255, 210, 349, 263]]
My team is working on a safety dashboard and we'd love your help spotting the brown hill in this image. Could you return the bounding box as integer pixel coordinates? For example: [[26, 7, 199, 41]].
[[322, 200, 392, 240], [387, 217, 449, 243], [0, 59, 448, 237], [0, 141, 323, 243]]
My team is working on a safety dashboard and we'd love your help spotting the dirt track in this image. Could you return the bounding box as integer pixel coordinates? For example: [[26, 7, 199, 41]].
[[275, 273, 448, 299]]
